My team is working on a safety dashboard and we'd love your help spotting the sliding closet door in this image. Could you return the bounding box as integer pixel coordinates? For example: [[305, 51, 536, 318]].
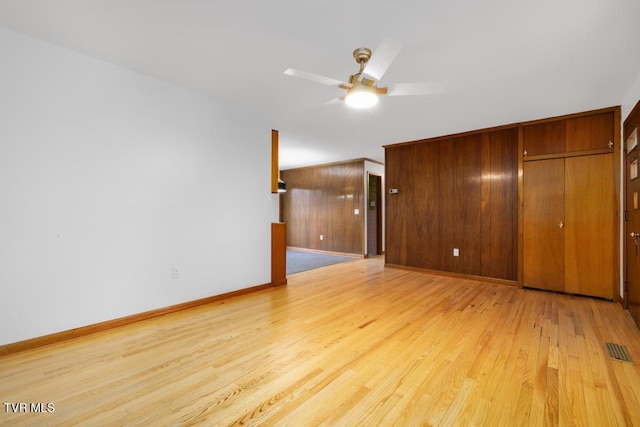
[[523, 159, 565, 291], [564, 154, 615, 298]]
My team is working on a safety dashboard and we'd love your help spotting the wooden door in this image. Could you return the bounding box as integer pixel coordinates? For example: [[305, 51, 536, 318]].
[[626, 150, 640, 324], [625, 102, 640, 325], [523, 159, 565, 291], [564, 155, 615, 298]]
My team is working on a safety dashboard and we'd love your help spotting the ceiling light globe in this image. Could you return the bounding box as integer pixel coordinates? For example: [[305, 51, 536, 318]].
[[345, 90, 378, 109]]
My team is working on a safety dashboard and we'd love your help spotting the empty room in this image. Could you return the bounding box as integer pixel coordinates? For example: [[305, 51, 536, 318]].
[[2, 1, 640, 425]]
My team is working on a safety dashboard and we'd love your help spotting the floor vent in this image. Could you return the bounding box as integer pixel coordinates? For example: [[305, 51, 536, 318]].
[[605, 342, 633, 363]]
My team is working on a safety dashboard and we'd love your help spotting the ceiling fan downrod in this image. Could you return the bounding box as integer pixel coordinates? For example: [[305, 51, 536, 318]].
[[352, 47, 371, 74]]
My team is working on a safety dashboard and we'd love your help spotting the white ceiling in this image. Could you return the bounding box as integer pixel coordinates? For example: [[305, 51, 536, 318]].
[[0, 0, 639, 169]]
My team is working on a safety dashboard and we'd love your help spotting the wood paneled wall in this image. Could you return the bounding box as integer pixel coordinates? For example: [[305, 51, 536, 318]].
[[385, 127, 518, 281], [281, 160, 364, 255]]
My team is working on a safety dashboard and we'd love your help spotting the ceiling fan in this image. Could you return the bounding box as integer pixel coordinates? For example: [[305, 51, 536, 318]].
[[284, 38, 445, 109]]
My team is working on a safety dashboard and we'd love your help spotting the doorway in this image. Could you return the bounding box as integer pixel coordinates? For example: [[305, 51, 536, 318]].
[[367, 173, 383, 256]]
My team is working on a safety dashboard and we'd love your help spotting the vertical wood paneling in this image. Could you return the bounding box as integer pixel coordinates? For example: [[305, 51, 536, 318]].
[[281, 161, 364, 255], [385, 127, 518, 281], [489, 129, 519, 279], [458, 134, 483, 275], [385, 147, 411, 265]]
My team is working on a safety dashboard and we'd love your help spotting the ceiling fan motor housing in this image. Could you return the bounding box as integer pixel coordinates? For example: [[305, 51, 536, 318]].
[[353, 47, 372, 65]]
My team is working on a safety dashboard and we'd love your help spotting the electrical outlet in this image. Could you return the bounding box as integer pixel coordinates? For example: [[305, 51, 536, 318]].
[[453, 248, 459, 257], [172, 266, 180, 279], [320, 234, 324, 240]]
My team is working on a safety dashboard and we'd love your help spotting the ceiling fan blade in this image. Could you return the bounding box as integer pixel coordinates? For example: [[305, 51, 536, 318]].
[[362, 38, 403, 81], [387, 82, 447, 96], [284, 68, 348, 87]]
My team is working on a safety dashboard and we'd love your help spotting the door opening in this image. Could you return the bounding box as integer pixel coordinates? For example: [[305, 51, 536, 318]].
[[367, 173, 383, 256]]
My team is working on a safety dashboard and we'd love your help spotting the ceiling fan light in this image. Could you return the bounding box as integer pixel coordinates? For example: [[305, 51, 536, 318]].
[[345, 89, 378, 109]]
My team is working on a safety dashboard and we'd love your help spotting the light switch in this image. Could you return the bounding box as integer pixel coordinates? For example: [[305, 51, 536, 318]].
[[354, 209, 360, 215], [453, 248, 459, 257]]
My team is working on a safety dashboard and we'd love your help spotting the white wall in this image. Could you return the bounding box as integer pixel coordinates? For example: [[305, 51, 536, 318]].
[[0, 27, 275, 346], [622, 71, 640, 120]]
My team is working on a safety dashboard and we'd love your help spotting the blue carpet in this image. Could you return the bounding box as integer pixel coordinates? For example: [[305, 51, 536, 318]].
[[286, 250, 356, 275]]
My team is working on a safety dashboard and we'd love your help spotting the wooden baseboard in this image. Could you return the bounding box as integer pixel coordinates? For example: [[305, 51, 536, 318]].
[[287, 246, 364, 258], [272, 278, 288, 287], [0, 282, 274, 357], [364, 252, 385, 259], [618, 294, 626, 309], [384, 263, 520, 288]]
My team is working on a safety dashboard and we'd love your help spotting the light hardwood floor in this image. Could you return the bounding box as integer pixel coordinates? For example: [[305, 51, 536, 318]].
[[2, 257, 640, 426]]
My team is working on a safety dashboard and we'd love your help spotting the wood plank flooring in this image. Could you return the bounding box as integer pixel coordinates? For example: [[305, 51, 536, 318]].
[[2, 257, 640, 426]]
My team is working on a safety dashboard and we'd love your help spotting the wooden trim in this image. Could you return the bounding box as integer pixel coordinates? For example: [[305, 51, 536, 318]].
[[519, 105, 620, 127], [281, 157, 382, 172], [383, 123, 519, 149], [364, 158, 385, 166], [618, 294, 626, 309], [384, 263, 521, 288], [287, 246, 364, 258], [384, 106, 620, 151], [374, 173, 383, 254], [271, 222, 288, 287], [614, 106, 622, 302], [364, 251, 386, 258], [523, 147, 614, 162], [517, 125, 524, 285], [0, 282, 273, 357], [271, 129, 279, 194]]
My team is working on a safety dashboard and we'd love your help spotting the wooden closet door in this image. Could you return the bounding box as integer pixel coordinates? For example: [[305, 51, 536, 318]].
[[564, 154, 615, 298], [523, 159, 565, 291]]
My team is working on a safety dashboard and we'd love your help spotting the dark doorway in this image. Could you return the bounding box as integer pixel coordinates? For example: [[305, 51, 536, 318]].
[[367, 173, 383, 256]]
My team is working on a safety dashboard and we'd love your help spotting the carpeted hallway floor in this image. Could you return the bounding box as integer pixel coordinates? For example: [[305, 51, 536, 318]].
[[286, 249, 357, 275]]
